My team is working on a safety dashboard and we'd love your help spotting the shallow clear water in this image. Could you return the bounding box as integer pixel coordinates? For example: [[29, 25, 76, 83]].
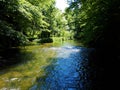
[[0, 41, 94, 90], [30, 43, 94, 90]]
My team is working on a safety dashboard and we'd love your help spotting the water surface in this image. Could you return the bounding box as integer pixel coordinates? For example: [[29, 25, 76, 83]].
[[0, 41, 94, 90]]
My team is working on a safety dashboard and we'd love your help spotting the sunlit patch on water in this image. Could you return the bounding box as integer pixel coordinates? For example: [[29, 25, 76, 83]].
[[49, 46, 81, 58], [0, 41, 94, 90], [30, 44, 93, 90]]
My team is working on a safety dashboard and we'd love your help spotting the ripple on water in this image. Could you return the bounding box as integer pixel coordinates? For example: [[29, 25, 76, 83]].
[[30, 44, 94, 90]]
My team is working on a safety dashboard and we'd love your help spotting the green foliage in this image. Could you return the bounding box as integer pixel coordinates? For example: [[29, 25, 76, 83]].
[[39, 38, 53, 43], [38, 30, 51, 38], [0, 0, 75, 47], [0, 0, 57, 48], [66, 0, 120, 47], [44, 5, 68, 37], [0, 20, 28, 48]]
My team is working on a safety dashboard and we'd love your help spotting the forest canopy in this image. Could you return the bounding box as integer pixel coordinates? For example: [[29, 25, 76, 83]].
[[0, 0, 69, 48], [65, 0, 120, 48], [0, 0, 120, 49]]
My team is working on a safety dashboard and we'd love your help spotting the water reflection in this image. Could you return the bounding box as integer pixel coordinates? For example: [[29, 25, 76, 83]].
[[31, 44, 94, 90], [0, 48, 35, 69], [0, 41, 94, 90]]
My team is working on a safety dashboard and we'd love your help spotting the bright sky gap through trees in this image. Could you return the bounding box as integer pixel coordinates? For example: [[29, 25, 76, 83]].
[[55, 0, 69, 12], [0, 0, 120, 89]]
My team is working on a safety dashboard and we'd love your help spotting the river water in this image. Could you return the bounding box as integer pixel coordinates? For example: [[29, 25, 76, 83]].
[[0, 41, 94, 90]]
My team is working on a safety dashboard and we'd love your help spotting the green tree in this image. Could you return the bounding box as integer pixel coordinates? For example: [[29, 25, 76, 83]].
[[0, 0, 55, 48], [66, 0, 120, 47]]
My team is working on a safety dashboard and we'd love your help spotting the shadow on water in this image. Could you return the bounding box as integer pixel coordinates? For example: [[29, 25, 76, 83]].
[[30, 45, 95, 90], [0, 48, 35, 70], [0, 44, 58, 89], [0, 41, 97, 90]]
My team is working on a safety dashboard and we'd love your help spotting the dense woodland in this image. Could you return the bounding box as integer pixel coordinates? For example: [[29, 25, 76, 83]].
[[1, 0, 120, 49], [0, 0, 120, 89], [66, 0, 120, 89], [0, 0, 70, 48]]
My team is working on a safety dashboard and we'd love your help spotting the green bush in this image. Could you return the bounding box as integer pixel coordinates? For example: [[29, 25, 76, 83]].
[[38, 38, 53, 43], [0, 20, 28, 48]]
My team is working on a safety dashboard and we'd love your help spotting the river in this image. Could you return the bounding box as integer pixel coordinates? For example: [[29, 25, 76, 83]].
[[0, 41, 94, 90]]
